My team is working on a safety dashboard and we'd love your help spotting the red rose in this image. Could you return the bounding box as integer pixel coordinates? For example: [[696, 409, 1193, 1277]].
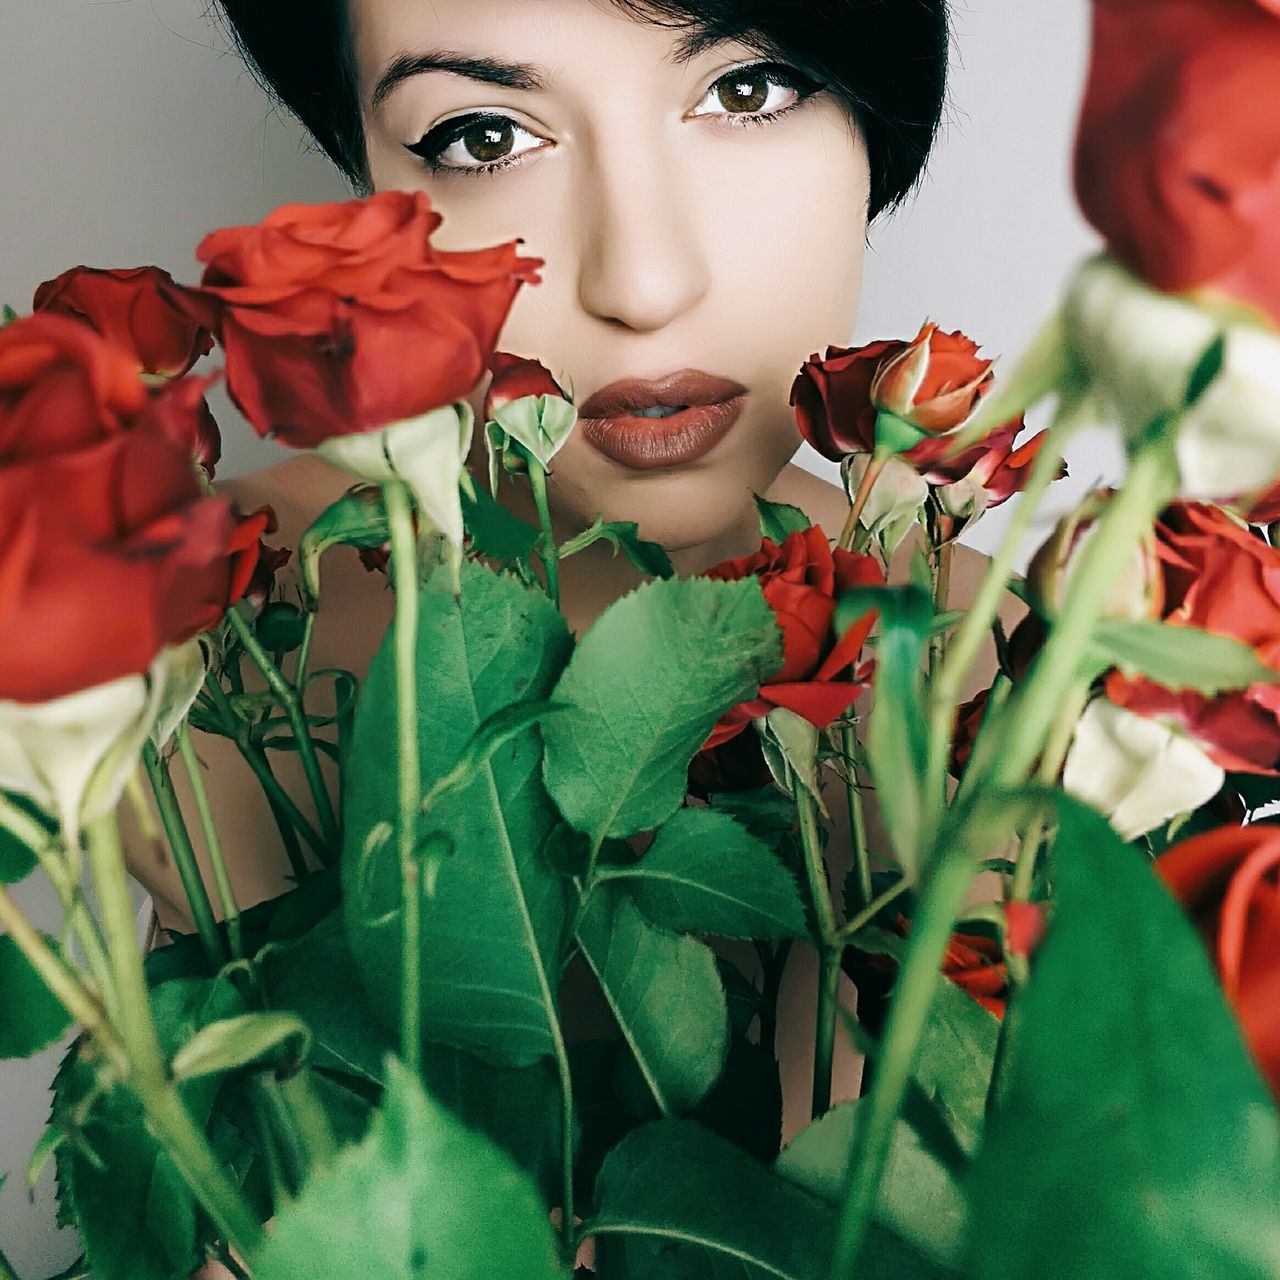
[[942, 929, 1008, 1019], [169, 192, 543, 448], [34, 265, 222, 477], [0, 315, 266, 703], [701, 527, 883, 748], [1105, 502, 1280, 772], [1157, 824, 1280, 1098], [484, 351, 569, 419], [791, 338, 902, 460], [33, 265, 214, 377], [791, 328, 1050, 524], [1074, 0, 1280, 330], [871, 915, 1010, 1018], [792, 325, 996, 463]]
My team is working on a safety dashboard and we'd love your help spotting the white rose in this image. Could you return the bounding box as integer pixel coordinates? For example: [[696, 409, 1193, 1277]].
[[1061, 255, 1280, 505], [1062, 697, 1224, 841]]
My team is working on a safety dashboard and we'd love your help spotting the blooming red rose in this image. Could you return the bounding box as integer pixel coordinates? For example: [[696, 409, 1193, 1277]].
[[792, 325, 996, 462], [791, 329, 1053, 528], [701, 527, 883, 748], [169, 192, 544, 448], [1157, 824, 1280, 1099], [34, 265, 222, 477], [33, 265, 214, 377], [1105, 502, 1280, 772], [0, 315, 266, 703], [1074, 0, 1280, 330]]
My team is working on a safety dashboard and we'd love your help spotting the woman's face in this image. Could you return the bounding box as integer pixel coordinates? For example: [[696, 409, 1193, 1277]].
[[352, 0, 871, 554]]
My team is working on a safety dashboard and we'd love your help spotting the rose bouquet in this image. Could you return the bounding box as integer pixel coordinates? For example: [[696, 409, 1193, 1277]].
[[3, 1, 1280, 1277]]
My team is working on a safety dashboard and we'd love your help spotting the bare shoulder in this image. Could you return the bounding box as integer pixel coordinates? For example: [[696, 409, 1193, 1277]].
[[216, 452, 353, 545], [764, 460, 852, 535]]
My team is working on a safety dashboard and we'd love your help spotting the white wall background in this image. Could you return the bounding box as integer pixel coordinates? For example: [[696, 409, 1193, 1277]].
[[0, 0, 1110, 1270]]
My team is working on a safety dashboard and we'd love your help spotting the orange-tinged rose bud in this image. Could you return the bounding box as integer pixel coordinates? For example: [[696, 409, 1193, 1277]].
[[868, 322, 996, 436]]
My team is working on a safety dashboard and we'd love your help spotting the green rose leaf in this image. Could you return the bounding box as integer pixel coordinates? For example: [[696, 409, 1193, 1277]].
[[755, 494, 812, 543], [0, 933, 72, 1058], [0, 792, 51, 884], [836, 584, 931, 873], [1086, 617, 1280, 694], [343, 560, 574, 1067], [251, 1058, 566, 1280], [590, 1119, 947, 1279], [462, 483, 541, 564], [52, 976, 245, 1280], [776, 1100, 967, 1272], [914, 975, 1000, 1156], [575, 884, 728, 1115], [543, 576, 782, 842], [966, 795, 1280, 1280], [601, 807, 808, 940]]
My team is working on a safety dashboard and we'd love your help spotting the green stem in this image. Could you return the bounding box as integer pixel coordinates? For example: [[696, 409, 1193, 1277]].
[[926, 422, 1067, 795], [384, 481, 424, 1076], [797, 785, 840, 1119], [202, 677, 320, 874], [928, 538, 954, 680], [837, 451, 889, 553], [528, 460, 560, 609], [833, 444, 1173, 1278], [841, 727, 873, 912], [833, 876, 912, 948], [968, 447, 1173, 792], [227, 608, 339, 855], [83, 814, 262, 1256], [1009, 679, 1089, 906], [295, 610, 317, 688], [830, 839, 976, 1278], [141, 741, 225, 971], [175, 723, 243, 961]]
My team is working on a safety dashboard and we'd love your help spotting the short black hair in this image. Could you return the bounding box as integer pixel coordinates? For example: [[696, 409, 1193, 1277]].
[[212, 0, 950, 221]]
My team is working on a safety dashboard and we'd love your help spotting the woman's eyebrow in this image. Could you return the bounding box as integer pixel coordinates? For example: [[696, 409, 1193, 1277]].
[[370, 31, 737, 110]]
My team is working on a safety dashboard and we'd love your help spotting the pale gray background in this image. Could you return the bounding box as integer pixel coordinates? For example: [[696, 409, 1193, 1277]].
[[0, 0, 1109, 1271]]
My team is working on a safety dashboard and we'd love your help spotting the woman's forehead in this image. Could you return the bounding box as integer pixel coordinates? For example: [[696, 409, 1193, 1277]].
[[351, 0, 762, 100]]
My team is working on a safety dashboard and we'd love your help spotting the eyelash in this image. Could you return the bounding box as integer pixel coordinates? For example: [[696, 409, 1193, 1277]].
[[404, 61, 823, 179]]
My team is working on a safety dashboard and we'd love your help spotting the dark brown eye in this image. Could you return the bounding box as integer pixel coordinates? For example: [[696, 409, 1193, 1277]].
[[455, 119, 516, 164], [717, 73, 771, 114]]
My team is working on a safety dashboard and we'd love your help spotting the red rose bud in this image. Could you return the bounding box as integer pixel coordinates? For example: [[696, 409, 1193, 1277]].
[[0, 314, 267, 703], [1157, 823, 1280, 1100], [483, 351, 578, 477], [1074, 0, 1280, 331], [869, 322, 995, 437], [484, 351, 570, 418], [33, 265, 214, 378], [1004, 901, 1048, 959], [701, 527, 883, 748], [168, 192, 543, 449], [1104, 502, 1280, 773]]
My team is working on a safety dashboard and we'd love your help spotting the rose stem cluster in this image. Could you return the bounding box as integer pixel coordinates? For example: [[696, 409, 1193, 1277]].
[[830, 430, 1178, 1277]]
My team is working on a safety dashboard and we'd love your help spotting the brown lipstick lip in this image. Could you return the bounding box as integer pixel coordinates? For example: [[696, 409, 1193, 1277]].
[[578, 369, 749, 471]]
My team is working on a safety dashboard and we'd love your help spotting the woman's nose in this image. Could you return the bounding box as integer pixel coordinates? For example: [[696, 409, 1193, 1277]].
[[573, 141, 713, 335]]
